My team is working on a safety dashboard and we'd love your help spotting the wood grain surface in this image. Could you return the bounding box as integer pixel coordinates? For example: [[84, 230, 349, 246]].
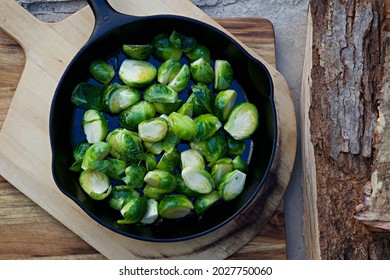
[[0, 16, 285, 259]]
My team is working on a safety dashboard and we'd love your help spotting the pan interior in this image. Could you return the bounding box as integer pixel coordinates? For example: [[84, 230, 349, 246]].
[[50, 16, 276, 242]]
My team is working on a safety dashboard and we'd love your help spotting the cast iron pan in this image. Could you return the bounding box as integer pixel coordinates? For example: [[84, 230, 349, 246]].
[[50, 0, 277, 242]]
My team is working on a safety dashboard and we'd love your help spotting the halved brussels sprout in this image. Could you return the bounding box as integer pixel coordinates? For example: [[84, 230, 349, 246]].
[[217, 170, 246, 201], [156, 148, 180, 172], [158, 194, 194, 219], [194, 190, 220, 215], [210, 158, 234, 185], [190, 132, 227, 167], [79, 169, 112, 200], [144, 84, 178, 104], [123, 44, 153, 60], [118, 101, 156, 131], [177, 99, 193, 117], [168, 112, 198, 141], [213, 89, 237, 122], [69, 141, 91, 172], [152, 33, 182, 61], [226, 134, 246, 156], [144, 170, 177, 192], [81, 141, 111, 170], [191, 83, 214, 116], [168, 64, 191, 93], [224, 102, 259, 140], [141, 198, 159, 224], [145, 153, 157, 172], [90, 158, 127, 180], [163, 131, 180, 153], [82, 109, 108, 143], [181, 166, 214, 194], [143, 184, 169, 201], [106, 128, 144, 162], [89, 59, 115, 84], [138, 117, 168, 142], [122, 163, 147, 189], [174, 173, 199, 197], [101, 83, 141, 114], [71, 82, 101, 110], [180, 149, 205, 170], [190, 58, 214, 85], [119, 59, 157, 88], [193, 114, 222, 142], [169, 30, 197, 52], [214, 60, 234, 91], [232, 155, 249, 172], [118, 196, 147, 224], [108, 186, 140, 211], [185, 44, 211, 62], [152, 100, 182, 114], [143, 140, 164, 155], [157, 58, 181, 85]]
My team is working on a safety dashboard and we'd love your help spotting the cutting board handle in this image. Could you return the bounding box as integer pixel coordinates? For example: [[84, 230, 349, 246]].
[[87, 0, 140, 42], [0, 0, 46, 50]]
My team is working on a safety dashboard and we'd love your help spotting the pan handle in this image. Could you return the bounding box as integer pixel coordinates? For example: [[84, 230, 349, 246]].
[[87, 0, 140, 42]]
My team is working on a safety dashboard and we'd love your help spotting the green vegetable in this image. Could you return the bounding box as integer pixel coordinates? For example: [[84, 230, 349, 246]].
[[152, 100, 183, 114], [82, 109, 108, 143], [158, 194, 194, 219], [108, 186, 140, 211], [190, 132, 227, 167], [141, 198, 159, 224], [144, 170, 177, 192], [181, 166, 214, 194], [106, 128, 144, 162], [213, 89, 237, 122], [177, 99, 193, 117], [152, 33, 182, 61], [123, 44, 153, 60], [168, 112, 198, 141], [193, 114, 222, 141], [90, 158, 127, 180], [100, 83, 141, 114], [214, 60, 234, 91], [226, 135, 246, 156], [69, 141, 91, 172], [169, 30, 197, 52], [144, 84, 178, 104], [145, 153, 157, 172], [143, 184, 169, 201], [185, 44, 211, 62], [71, 82, 101, 110], [89, 59, 115, 84], [191, 83, 214, 116], [79, 169, 112, 200], [167, 64, 191, 93], [157, 58, 181, 85], [180, 149, 205, 170], [224, 102, 259, 140], [174, 173, 199, 198], [232, 155, 248, 173], [118, 101, 155, 131], [119, 59, 157, 88], [81, 141, 111, 170], [143, 140, 164, 155], [138, 117, 169, 142], [194, 191, 220, 215], [118, 196, 147, 224], [210, 158, 234, 185], [217, 170, 246, 201], [122, 163, 147, 189], [163, 131, 180, 153], [156, 148, 180, 172], [190, 58, 214, 85]]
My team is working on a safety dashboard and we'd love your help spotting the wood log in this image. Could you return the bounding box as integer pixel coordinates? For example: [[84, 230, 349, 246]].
[[302, 0, 390, 259]]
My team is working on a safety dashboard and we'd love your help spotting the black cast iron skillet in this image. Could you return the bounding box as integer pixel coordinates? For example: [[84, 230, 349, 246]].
[[50, 0, 277, 242]]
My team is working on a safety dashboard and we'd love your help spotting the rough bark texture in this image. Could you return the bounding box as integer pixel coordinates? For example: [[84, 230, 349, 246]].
[[309, 0, 390, 259]]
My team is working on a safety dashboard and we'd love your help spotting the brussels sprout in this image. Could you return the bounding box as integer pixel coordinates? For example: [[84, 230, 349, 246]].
[[143, 140, 164, 155], [156, 148, 180, 172], [157, 58, 181, 85], [122, 163, 147, 189], [145, 153, 157, 172], [191, 83, 214, 116], [190, 132, 227, 167], [217, 170, 246, 201], [152, 100, 183, 114], [143, 184, 169, 201], [71, 82, 101, 110], [163, 131, 180, 153], [214, 60, 234, 91], [69, 141, 91, 172], [106, 128, 144, 162], [141, 198, 159, 224], [224, 102, 259, 140], [180, 149, 205, 170], [181, 166, 214, 194], [174, 173, 199, 197], [101, 83, 141, 114], [119, 59, 157, 88], [89, 59, 115, 84], [144, 170, 177, 192], [118, 196, 147, 224], [108, 186, 140, 211], [168, 64, 191, 93], [210, 158, 234, 185], [138, 117, 168, 142], [213, 89, 237, 122], [185, 44, 211, 63], [193, 114, 222, 141], [177, 99, 193, 117], [123, 44, 153, 60], [144, 84, 178, 104], [152, 33, 182, 61], [79, 169, 112, 200], [226, 135, 246, 156], [168, 112, 198, 141], [81, 141, 111, 170], [169, 30, 197, 52], [119, 101, 155, 131], [90, 158, 126, 180], [158, 194, 194, 219], [194, 190, 220, 215], [232, 155, 248, 173], [82, 109, 108, 143], [190, 58, 214, 85]]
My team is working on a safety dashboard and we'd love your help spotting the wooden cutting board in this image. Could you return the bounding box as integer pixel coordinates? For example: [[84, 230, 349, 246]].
[[0, 0, 296, 259]]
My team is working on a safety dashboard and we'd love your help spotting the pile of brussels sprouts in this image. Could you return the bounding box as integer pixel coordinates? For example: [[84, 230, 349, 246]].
[[70, 30, 259, 225]]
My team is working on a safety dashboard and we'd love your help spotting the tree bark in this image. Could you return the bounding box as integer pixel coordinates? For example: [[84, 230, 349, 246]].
[[302, 0, 390, 259]]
